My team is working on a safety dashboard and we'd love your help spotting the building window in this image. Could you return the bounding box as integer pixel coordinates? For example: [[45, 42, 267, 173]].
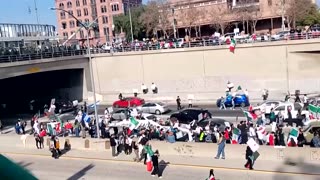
[[61, 22, 67, 29], [59, 3, 64, 9], [67, 10, 73, 18], [111, 4, 119, 12], [80, 30, 84, 38], [77, 9, 82, 17], [60, 12, 66, 19], [77, 20, 83, 27], [91, 0, 96, 4], [63, 32, 68, 38], [83, 0, 87, 5], [102, 16, 108, 24], [101, 5, 107, 13], [85, 19, 90, 24], [103, 27, 109, 35], [70, 20, 75, 28], [101, 0, 106, 2], [268, 0, 272, 6], [76, 0, 80, 7], [67, 1, 72, 8], [84, 8, 89, 16]]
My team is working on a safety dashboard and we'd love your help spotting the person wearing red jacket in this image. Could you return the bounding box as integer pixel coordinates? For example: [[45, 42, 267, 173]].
[[268, 132, 275, 146]]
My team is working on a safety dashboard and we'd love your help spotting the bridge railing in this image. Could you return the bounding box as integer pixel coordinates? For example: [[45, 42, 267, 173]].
[[1, 32, 320, 63]]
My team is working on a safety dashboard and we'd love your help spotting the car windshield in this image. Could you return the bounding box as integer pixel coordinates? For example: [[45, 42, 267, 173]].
[[158, 102, 165, 106]]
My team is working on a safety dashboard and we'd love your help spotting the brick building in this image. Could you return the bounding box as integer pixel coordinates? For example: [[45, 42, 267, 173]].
[[162, 0, 286, 37], [54, 0, 142, 45]]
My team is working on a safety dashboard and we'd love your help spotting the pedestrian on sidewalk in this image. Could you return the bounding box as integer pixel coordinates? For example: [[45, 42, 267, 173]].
[[39, 128, 46, 149], [244, 146, 254, 170], [151, 150, 162, 178], [215, 132, 226, 159], [53, 136, 62, 155], [206, 169, 216, 180], [176, 96, 182, 110], [110, 134, 117, 158]]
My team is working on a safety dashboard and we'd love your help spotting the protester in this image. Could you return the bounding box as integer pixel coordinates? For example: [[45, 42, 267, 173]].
[[151, 150, 161, 178], [34, 133, 41, 149], [50, 144, 59, 159], [74, 120, 80, 137], [215, 132, 226, 159], [53, 136, 62, 155], [311, 133, 320, 147], [297, 129, 306, 147], [206, 169, 216, 180], [244, 146, 254, 170], [110, 134, 117, 158]]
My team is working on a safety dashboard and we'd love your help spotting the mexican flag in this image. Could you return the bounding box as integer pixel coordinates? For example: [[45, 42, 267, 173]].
[[54, 115, 64, 130], [243, 110, 256, 122], [287, 128, 298, 146], [308, 104, 319, 119], [229, 39, 236, 53], [256, 126, 267, 140], [232, 128, 240, 144], [144, 145, 154, 172], [127, 117, 139, 135]]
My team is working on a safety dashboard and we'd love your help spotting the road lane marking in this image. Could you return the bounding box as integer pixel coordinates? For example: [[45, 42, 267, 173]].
[[2, 151, 319, 177]]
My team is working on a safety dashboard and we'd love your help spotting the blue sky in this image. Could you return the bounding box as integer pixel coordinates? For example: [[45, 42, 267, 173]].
[[0, 0, 149, 27]]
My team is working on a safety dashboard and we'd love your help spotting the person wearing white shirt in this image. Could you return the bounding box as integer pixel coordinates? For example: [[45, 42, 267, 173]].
[[141, 83, 147, 94], [151, 82, 157, 94], [244, 89, 249, 97], [249, 124, 256, 140], [303, 94, 308, 107], [227, 81, 234, 92]]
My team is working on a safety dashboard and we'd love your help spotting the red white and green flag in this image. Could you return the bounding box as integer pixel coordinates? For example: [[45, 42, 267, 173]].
[[229, 39, 236, 53], [287, 128, 298, 146], [308, 104, 319, 119], [243, 110, 256, 122], [127, 117, 139, 135]]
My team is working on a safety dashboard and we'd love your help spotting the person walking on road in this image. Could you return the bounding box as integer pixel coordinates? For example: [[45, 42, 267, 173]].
[[34, 133, 41, 149], [206, 169, 216, 180], [176, 96, 182, 110], [151, 150, 162, 178], [244, 146, 254, 170], [215, 132, 226, 159]]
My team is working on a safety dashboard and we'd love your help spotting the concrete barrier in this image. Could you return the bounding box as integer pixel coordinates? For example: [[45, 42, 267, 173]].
[[1, 135, 319, 163]]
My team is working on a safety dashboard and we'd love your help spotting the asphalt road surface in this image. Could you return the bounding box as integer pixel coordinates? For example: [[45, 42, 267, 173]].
[[6, 154, 318, 180], [96, 104, 245, 117]]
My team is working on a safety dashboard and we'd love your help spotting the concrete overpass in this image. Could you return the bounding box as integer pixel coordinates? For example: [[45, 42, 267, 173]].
[[1, 39, 320, 108]]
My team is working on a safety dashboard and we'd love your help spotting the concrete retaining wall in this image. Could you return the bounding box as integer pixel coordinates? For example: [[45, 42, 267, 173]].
[[91, 39, 320, 103]]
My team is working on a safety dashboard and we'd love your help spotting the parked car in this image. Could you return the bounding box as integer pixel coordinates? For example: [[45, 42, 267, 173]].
[[197, 118, 233, 132], [55, 100, 77, 114], [136, 102, 169, 115], [113, 97, 145, 108], [170, 108, 212, 124], [271, 31, 290, 41], [111, 108, 139, 121], [136, 114, 159, 122], [216, 94, 250, 108], [303, 121, 320, 145]]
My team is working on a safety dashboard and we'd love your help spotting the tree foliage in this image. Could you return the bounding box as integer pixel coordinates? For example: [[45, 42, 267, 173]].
[[113, 6, 146, 41], [297, 4, 320, 26], [208, 4, 231, 35], [139, 1, 161, 37]]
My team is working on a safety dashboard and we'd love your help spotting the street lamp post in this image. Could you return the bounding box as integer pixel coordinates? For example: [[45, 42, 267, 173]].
[[50, 7, 100, 138]]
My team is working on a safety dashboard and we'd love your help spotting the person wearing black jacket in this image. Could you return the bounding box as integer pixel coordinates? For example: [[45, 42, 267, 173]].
[[110, 134, 117, 158], [244, 146, 254, 170]]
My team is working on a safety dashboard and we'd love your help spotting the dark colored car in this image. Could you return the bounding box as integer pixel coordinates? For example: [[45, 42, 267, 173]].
[[216, 94, 250, 108], [170, 108, 212, 124], [113, 97, 145, 108], [54, 100, 77, 114], [197, 118, 233, 132]]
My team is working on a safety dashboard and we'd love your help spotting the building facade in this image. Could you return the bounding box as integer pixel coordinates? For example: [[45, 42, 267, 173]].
[[55, 0, 142, 46], [162, 0, 286, 37], [0, 23, 57, 48]]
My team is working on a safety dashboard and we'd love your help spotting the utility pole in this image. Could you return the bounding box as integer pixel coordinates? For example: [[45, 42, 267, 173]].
[[128, 3, 134, 42], [34, 0, 40, 25]]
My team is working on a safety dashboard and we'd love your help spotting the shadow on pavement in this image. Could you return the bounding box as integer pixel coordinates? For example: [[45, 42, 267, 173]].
[[159, 160, 170, 177], [272, 157, 320, 180], [17, 161, 33, 168], [66, 164, 95, 180]]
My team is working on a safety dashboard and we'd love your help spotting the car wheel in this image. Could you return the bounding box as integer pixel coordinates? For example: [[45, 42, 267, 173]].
[[240, 103, 246, 108], [155, 110, 161, 115]]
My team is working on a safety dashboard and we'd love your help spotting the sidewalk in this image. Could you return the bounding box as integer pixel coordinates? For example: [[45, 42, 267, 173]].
[[0, 145, 319, 175]]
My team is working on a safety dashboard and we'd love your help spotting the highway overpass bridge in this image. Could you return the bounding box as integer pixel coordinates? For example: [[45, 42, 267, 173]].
[[1, 39, 320, 113]]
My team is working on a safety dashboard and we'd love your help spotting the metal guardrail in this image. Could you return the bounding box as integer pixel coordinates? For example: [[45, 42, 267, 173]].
[[1, 33, 320, 63]]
